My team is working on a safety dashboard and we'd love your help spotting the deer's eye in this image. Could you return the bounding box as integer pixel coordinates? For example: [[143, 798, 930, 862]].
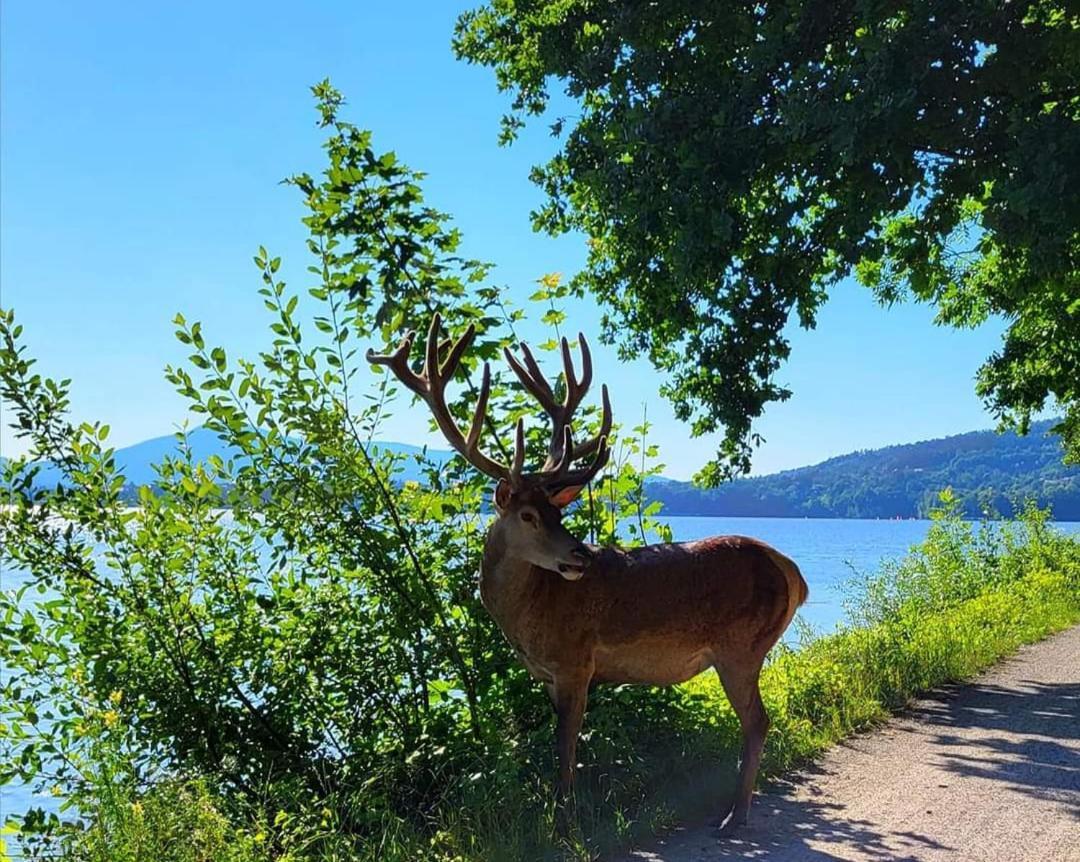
[[520, 510, 536, 524]]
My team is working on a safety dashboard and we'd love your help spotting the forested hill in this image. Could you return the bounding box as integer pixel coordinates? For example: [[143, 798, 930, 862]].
[[647, 420, 1080, 521], [7, 421, 1077, 520]]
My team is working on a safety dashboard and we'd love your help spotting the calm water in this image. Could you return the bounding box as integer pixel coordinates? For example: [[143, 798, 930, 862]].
[[656, 516, 941, 634], [658, 516, 1080, 634], [5, 516, 1079, 825]]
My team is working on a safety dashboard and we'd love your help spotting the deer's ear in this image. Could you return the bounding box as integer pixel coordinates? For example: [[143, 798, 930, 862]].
[[493, 479, 514, 513], [547, 485, 585, 509]]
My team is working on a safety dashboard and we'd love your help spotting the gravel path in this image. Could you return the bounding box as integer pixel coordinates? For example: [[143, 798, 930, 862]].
[[621, 625, 1080, 862]]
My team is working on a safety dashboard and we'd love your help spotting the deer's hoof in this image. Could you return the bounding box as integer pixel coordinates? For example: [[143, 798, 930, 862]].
[[716, 809, 748, 837]]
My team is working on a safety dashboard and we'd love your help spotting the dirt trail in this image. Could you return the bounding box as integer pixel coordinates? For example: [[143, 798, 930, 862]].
[[621, 625, 1080, 862]]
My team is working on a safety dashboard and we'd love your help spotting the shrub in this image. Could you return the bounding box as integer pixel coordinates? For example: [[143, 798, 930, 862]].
[[0, 82, 670, 862]]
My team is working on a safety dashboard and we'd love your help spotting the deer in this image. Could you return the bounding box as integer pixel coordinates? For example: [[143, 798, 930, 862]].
[[367, 314, 808, 834]]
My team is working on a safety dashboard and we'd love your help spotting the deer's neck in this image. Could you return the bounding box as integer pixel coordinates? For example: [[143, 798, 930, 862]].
[[479, 527, 539, 630]]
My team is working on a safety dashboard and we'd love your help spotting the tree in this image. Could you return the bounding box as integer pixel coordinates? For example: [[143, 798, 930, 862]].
[[454, 0, 1080, 482]]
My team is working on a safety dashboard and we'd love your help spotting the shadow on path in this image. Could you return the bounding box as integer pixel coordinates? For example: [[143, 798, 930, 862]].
[[625, 760, 950, 861], [705, 795, 947, 861], [621, 668, 1080, 860], [922, 680, 1080, 817]]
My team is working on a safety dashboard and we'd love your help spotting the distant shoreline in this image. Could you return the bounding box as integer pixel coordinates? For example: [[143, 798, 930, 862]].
[[654, 513, 1080, 524], [6, 505, 1076, 526], [7, 417, 1077, 520]]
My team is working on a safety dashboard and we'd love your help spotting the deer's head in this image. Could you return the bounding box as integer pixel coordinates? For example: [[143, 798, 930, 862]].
[[367, 314, 611, 581], [490, 482, 594, 579]]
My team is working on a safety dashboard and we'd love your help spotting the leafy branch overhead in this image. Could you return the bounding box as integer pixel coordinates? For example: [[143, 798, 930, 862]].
[[454, 0, 1080, 482]]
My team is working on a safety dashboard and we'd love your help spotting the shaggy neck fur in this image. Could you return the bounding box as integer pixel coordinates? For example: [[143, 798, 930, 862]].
[[479, 523, 538, 625]]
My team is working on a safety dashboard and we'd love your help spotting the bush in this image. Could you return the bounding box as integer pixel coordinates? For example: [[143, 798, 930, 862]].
[[65, 780, 268, 862], [0, 82, 670, 862]]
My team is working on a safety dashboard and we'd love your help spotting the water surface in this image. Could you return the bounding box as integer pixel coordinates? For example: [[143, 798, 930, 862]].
[[655, 516, 1080, 633]]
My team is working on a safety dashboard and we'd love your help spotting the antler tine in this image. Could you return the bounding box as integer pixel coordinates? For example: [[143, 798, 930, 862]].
[[504, 343, 559, 414], [366, 330, 426, 397], [552, 424, 575, 477], [507, 336, 595, 464], [559, 333, 593, 416], [568, 383, 612, 462], [439, 322, 475, 380], [504, 333, 613, 487], [577, 435, 611, 483], [465, 362, 492, 451], [547, 434, 611, 492], [576, 332, 593, 385], [368, 316, 512, 484], [532, 424, 581, 482], [505, 340, 568, 465], [550, 335, 595, 451], [512, 418, 526, 485], [424, 314, 443, 387]]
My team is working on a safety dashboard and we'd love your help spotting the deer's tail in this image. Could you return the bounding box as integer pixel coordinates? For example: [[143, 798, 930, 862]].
[[765, 547, 809, 628]]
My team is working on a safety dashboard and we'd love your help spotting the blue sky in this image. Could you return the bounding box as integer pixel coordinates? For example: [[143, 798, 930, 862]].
[[1, 2, 1009, 479]]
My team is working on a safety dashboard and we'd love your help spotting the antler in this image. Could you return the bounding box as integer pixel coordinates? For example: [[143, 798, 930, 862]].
[[368, 317, 611, 493], [366, 314, 521, 484], [503, 333, 613, 476]]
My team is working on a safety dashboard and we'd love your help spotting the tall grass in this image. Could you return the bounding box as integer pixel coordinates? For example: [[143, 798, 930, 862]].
[[18, 504, 1080, 862]]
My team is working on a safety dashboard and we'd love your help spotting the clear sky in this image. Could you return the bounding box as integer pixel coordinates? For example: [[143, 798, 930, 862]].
[[1, 1, 1009, 480]]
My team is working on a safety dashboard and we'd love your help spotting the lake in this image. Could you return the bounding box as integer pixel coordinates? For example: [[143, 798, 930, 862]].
[[657, 516, 1080, 633], [4, 515, 1080, 827], [656, 516, 947, 634]]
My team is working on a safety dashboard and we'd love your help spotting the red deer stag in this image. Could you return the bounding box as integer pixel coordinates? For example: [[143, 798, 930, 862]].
[[367, 315, 808, 833]]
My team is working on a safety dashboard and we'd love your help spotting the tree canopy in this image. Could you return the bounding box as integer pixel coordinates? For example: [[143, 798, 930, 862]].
[[454, 1, 1080, 482]]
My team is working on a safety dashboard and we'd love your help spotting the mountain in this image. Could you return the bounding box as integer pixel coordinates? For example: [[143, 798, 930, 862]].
[[8, 421, 1078, 520], [644, 420, 1080, 520], [18, 427, 454, 489]]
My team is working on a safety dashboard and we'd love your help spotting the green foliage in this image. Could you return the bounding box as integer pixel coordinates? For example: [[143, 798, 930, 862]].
[[3, 81, 1079, 862], [648, 419, 1080, 519], [0, 83, 669, 862], [454, 1, 1080, 480], [6, 477, 1078, 861], [58, 776, 270, 862]]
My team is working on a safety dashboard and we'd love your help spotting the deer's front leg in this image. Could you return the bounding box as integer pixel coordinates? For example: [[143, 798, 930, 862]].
[[552, 675, 590, 800]]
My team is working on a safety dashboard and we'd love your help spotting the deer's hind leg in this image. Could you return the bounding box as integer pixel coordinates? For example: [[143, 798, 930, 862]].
[[714, 661, 770, 833]]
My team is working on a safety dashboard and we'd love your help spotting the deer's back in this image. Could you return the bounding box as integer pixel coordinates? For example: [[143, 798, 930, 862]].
[[500, 535, 803, 687], [573, 536, 798, 682]]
